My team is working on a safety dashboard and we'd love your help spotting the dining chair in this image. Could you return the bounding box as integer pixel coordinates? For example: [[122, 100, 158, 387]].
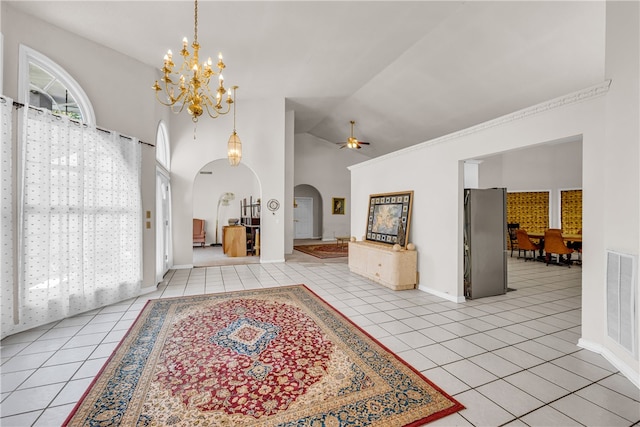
[[567, 228, 582, 265], [516, 229, 540, 261], [193, 218, 206, 247], [544, 228, 574, 267], [507, 223, 520, 257]]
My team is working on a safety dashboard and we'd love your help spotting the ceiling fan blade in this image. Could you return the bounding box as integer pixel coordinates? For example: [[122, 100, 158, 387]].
[[358, 141, 371, 145]]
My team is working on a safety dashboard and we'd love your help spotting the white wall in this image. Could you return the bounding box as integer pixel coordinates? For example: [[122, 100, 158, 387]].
[[284, 110, 295, 254], [170, 97, 286, 266], [592, 0, 640, 382], [294, 132, 368, 240], [192, 160, 260, 247], [478, 139, 583, 228]]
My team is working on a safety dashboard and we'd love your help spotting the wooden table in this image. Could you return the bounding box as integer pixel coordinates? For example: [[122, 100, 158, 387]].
[[336, 236, 350, 249], [223, 225, 247, 257], [527, 232, 582, 242]]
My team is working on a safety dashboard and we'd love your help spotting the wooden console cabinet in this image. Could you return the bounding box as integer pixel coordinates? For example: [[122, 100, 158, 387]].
[[223, 226, 246, 257], [348, 241, 417, 290]]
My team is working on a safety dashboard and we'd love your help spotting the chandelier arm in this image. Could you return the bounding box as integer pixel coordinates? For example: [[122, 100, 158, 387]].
[[173, 101, 187, 115], [203, 101, 232, 119], [155, 85, 187, 107]]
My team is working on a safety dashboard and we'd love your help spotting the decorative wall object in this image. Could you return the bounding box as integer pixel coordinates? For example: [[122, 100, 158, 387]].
[[332, 197, 345, 215], [561, 189, 582, 233], [365, 191, 413, 247], [506, 191, 549, 233]]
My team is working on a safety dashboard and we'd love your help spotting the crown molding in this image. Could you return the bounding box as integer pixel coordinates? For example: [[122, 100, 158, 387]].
[[349, 80, 612, 171]]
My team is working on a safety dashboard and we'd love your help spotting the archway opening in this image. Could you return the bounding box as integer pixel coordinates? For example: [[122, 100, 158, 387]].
[[294, 184, 323, 240], [192, 159, 261, 266]]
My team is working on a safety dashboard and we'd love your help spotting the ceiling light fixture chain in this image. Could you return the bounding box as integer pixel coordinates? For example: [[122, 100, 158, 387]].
[[152, 0, 234, 123]]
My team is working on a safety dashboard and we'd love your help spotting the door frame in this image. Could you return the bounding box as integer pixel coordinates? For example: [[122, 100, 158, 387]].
[[156, 167, 172, 283]]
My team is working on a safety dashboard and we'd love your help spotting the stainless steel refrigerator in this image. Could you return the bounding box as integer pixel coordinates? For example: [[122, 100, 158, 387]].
[[464, 188, 507, 299]]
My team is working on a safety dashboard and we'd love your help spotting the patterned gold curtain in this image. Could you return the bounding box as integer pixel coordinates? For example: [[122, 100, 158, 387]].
[[561, 189, 582, 234], [506, 191, 550, 234]]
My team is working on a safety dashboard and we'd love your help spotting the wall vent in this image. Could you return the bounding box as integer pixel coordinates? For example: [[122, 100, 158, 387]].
[[606, 251, 637, 358]]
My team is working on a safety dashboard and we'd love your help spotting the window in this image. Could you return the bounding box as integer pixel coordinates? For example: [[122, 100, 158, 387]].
[[506, 191, 550, 234], [156, 121, 171, 170], [18, 45, 95, 125]]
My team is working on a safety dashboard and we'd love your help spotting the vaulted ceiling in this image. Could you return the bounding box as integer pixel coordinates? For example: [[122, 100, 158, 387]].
[[9, 1, 606, 157]]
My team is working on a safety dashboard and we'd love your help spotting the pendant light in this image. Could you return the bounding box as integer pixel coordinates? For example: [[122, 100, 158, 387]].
[[227, 86, 242, 166]]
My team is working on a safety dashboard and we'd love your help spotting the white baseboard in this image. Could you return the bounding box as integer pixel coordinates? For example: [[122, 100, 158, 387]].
[[578, 338, 640, 389], [171, 264, 193, 269], [260, 258, 286, 264], [418, 286, 466, 303]]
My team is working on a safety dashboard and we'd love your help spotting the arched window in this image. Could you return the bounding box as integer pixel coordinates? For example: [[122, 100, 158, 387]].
[[156, 121, 171, 170], [18, 45, 95, 125]]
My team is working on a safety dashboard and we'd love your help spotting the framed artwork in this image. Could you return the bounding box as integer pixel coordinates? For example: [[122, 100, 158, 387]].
[[365, 191, 413, 247], [332, 197, 345, 215]]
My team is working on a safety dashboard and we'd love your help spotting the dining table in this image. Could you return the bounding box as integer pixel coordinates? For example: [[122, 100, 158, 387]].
[[524, 231, 582, 260], [527, 232, 582, 242]]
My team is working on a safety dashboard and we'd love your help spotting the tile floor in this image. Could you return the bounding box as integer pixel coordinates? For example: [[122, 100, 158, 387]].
[[1, 257, 639, 426]]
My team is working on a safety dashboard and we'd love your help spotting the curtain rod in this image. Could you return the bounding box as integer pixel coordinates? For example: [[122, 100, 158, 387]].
[[3, 98, 155, 148]]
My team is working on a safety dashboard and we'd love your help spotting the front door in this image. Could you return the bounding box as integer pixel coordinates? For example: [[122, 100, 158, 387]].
[[294, 197, 313, 238]]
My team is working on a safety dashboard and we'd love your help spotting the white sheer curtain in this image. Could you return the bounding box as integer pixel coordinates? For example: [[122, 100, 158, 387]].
[[18, 107, 142, 328], [1, 97, 14, 336]]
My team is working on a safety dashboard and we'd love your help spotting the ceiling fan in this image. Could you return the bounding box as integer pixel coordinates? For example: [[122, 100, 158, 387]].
[[337, 120, 370, 149]]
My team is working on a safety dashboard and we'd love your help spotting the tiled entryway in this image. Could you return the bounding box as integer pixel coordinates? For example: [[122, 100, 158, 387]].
[[1, 258, 639, 426]]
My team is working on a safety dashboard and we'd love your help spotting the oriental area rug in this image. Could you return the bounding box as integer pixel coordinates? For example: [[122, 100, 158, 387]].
[[64, 285, 463, 426], [294, 243, 348, 259]]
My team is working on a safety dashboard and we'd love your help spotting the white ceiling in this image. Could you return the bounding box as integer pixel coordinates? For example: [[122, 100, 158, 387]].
[[8, 1, 606, 157]]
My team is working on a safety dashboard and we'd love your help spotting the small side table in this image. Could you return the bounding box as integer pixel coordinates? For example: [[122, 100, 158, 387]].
[[336, 236, 350, 249]]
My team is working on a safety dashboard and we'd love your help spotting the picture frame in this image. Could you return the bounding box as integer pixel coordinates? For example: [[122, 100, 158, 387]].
[[332, 197, 345, 215], [365, 191, 413, 247]]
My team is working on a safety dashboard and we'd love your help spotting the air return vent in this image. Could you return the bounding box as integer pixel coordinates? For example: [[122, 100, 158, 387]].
[[606, 251, 637, 358]]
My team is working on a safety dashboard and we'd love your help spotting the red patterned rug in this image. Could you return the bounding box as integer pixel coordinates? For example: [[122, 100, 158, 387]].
[[64, 285, 463, 426], [294, 243, 348, 258]]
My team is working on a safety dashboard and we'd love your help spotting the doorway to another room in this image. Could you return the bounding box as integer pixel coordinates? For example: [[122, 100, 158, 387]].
[[293, 184, 323, 241], [294, 197, 313, 239], [192, 160, 261, 267]]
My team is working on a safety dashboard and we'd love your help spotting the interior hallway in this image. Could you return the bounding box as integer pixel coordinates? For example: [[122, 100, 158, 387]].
[[193, 238, 348, 267], [1, 258, 639, 426]]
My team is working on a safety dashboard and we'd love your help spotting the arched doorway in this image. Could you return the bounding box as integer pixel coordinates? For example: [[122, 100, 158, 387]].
[[192, 159, 261, 266], [294, 184, 322, 239]]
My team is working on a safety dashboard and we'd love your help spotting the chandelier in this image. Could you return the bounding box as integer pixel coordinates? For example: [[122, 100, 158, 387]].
[[227, 86, 242, 166], [152, 0, 233, 122]]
